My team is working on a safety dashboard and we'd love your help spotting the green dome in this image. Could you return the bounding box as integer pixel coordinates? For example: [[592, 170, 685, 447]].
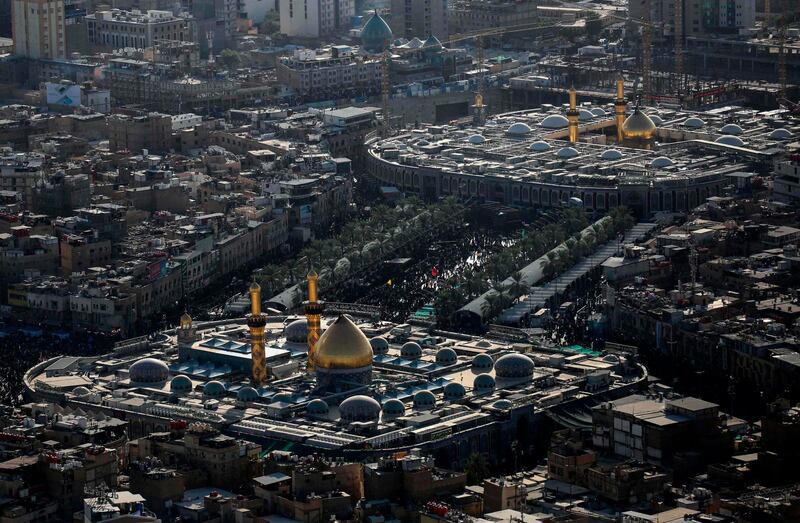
[[362, 12, 393, 53]]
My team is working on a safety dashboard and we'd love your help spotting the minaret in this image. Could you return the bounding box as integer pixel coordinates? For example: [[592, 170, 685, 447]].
[[177, 312, 198, 347], [567, 87, 580, 144], [248, 282, 267, 385], [304, 270, 324, 371], [614, 78, 627, 144]]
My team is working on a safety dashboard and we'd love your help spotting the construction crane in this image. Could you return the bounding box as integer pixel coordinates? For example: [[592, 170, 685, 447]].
[[674, 0, 684, 93]]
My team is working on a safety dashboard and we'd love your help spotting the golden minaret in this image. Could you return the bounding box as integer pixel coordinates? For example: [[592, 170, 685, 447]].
[[248, 281, 267, 385], [304, 270, 324, 371], [614, 78, 627, 144], [567, 87, 580, 144]]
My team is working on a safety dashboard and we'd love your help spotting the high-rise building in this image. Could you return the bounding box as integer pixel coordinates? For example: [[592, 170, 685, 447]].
[[278, 0, 354, 38], [630, 0, 756, 37], [389, 0, 447, 41], [12, 0, 66, 59]]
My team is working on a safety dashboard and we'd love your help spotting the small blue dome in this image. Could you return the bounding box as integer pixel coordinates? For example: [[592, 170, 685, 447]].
[[130, 358, 169, 384], [340, 395, 381, 422], [540, 115, 569, 129], [370, 337, 390, 355], [307, 399, 330, 415], [715, 135, 745, 147], [444, 382, 466, 401], [492, 399, 513, 410], [203, 380, 226, 398], [72, 386, 91, 396], [436, 348, 457, 365], [557, 147, 579, 159], [684, 117, 705, 129], [468, 134, 486, 145], [382, 398, 406, 418], [284, 319, 308, 343], [507, 122, 532, 135], [362, 12, 393, 53], [472, 354, 494, 372], [272, 392, 292, 403], [651, 156, 674, 168], [237, 386, 259, 402], [770, 128, 793, 140], [401, 342, 422, 360], [495, 353, 534, 379], [413, 390, 436, 409], [473, 373, 496, 394], [579, 109, 594, 122], [530, 141, 551, 152], [600, 149, 623, 161], [170, 375, 192, 393], [719, 123, 743, 136]]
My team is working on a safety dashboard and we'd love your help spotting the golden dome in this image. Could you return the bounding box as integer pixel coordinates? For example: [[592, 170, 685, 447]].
[[315, 315, 373, 370], [180, 312, 193, 328], [622, 108, 657, 140]]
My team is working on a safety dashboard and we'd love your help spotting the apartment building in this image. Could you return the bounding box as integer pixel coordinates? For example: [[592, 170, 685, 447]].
[[276, 46, 382, 98], [630, 0, 756, 37], [85, 8, 195, 51], [12, 0, 66, 59], [389, 0, 448, 41], [278, 0, 354, 38]]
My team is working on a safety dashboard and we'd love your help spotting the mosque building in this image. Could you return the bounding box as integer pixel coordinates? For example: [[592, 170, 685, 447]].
[[24, 274, 647, 468]]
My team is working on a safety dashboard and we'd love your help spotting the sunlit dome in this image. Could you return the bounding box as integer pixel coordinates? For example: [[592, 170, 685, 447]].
[[444, 382, 466, 401], [203, 380, 226, 398], [715, 135, 746, 147], [622, 108, 657, 140], [650, 156, 674, 168], [315, 315, 373, 369], [130, 358, 170, 384], [170, 375, 193, 393], [307, 399, 330, 415], [557, 147, 579, 159], [530, 141, 551, 152], [401, 341, 422, 360], [719, 123, 743, 136], [370, 336, 390, 355], [382, 398, 406, 418], [539, 114, 569, 129], [237, 386, 259, 402], [284, 318, 308, 343], [339, 395, 381, 422], [494, 353, 535, 379], [600, 149, 623, 161], [472, 354, 494, 372], [413, 390, 436, 410], [684, 117, 706, 129], [507, 122, 532, 135], [579, 109, 594, 121], [650, 115, 664, 126], [473, 373, 496, 394], [770, 128, 793, 140], [468, 134, 486, 145], [272, 392, 292, 403], [591, 108, 607, 117], [423, 35, 443, 49], [436, 348, 457, 365]]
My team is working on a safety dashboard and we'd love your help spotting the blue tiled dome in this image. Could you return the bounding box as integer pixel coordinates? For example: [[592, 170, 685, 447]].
[[130, 358, 169, 384], [495, 353, 534, 379], [472, 354, 494, 373], [203, 380, 226, 398], [444, 382, 466, 401], [413, 390, 436, 410], [473, 373, 496, 394], [340, 395, 381, 422], [370, 336, 390, 355], [362, 12, 393, 53], [436, 348, 457, 366], [401, 342, 422, 360], [170, 375, 193, 393], [237, 386, 259, 402], [382, 398, 406, 418], [307, 399, 330, 415]]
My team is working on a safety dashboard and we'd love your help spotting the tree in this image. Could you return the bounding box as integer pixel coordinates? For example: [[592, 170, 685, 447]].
[[465, 452, 489, 484], [261, 10, 280, 35], [218, 49, 242, 69]]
